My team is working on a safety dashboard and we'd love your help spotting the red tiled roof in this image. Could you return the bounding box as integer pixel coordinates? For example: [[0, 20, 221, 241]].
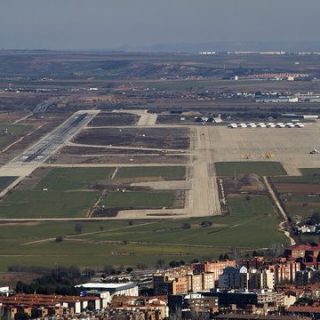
[[288, 305, 320, 313], [0, 294, 99, 307]]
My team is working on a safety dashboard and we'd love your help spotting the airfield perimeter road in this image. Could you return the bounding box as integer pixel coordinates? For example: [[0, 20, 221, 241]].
[[0, 110, 99, 198]]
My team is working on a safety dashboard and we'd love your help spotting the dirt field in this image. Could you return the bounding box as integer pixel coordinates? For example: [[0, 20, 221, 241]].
[[73, 127, 190, 149], [88, 112, 139, 126], [49, 146, 189, 165], [222, 174, 266, 195]]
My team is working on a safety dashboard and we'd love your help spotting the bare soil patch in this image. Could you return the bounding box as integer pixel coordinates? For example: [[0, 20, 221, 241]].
[[222, 173, 266, 195], [73, 127, 190, 150], [88, 112, 139, 126]]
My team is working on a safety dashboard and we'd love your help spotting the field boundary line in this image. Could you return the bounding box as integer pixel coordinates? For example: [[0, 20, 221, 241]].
[[263, 176, 296, 245]]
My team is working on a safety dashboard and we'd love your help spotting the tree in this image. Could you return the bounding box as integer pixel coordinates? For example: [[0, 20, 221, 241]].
[[309, 212, 320, 225], [75, 223, 83, 234], [136, 263, 147, 270], [55, 236, 63, 242], [156, 259, 165, 268], [200, 220, 213, 228], [223, 254, 230, 260], [103, 265, 115, 275], [169, 260, 180, 268], [181, 223, 191, 230], [15, 312, 30, 320]]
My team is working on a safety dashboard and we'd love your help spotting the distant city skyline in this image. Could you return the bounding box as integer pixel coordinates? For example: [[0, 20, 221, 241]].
[[1, 0, 320, 51]]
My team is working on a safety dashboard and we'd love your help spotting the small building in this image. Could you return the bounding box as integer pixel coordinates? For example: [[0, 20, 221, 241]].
[[75, 282, 138, 302]]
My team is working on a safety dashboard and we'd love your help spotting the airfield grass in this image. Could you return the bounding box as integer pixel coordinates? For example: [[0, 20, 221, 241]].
[[116, 166, 186, 180], [0, 176, 17, 191], [272, 175, 320, 184], [36, 167, 115, 191], [0, 167, 185, 218], [102, 191, 176, 209], [272, 168, 320, 184], [0, 191, 99, 218], [0, 195, 286, 271], [0, 122, 31, 148], [91, 195, 285, 248], [300, 168, 320, 176], [215, 161, 287, 176], [0, 167, 117, 218]]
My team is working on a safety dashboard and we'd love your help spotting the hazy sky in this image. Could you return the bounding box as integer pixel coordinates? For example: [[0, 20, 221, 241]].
[[0, 0, 319, 50]]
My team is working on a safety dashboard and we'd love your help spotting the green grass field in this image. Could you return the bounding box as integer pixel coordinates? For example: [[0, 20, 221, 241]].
[[300, 168, 320, 176], [215, 161, 287, 176], [93, 195, 285, 248], [36, 167, 115, 191], [0, 176, 17, 191], [0, 122, 31, 148], [0, 194, 286, 271], [102, 191, 176, 209], [0, 167, 117, 218], [115, 166, 186, 180], [272, 175, 320, 184], [0, 166, 186, 218], [0, 190, 99, 218]]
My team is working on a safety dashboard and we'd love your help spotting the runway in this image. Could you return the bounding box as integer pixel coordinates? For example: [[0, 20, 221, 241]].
[[0, 110, 99, 197]]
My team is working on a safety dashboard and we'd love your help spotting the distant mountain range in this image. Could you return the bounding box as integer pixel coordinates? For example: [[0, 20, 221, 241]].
[[118, 41, 320, 53]]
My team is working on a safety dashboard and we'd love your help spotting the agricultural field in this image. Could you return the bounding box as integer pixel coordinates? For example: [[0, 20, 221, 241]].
[[271, 169, 320, 223], [0, 194, 286, 271], [215, 161, 287, 177], [73, 127, 190, 150]]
